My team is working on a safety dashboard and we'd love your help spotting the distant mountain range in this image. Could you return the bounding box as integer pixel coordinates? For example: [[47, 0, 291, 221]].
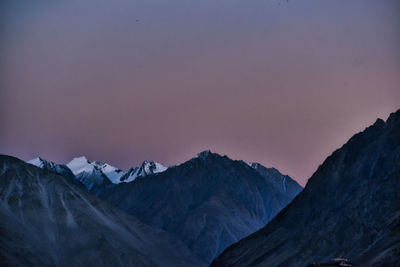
[[28, 156, 168, 187], [211, 110, 400, 266], [0, 156, 203, 267], [3, 110, 399, 266], [15, 149, 301, 264], [88, 150, 302, 262]]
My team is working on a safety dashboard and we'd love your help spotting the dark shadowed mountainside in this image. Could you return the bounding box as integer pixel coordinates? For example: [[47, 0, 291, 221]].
[[92, 151, 302, 263], [0, 155, 204, 267], [24, 151, 302, 263], [249, 163, 302, 199], [211, 109, 400, 267]]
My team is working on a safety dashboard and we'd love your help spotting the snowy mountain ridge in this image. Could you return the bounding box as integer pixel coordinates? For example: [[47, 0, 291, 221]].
[[67, 156, 125, 184], [1, 155, 204, 267], [120, 161, 168, 183], [28, 157, 56, 169], [27, 156, 168, 185], [25, 150, 302, 263]]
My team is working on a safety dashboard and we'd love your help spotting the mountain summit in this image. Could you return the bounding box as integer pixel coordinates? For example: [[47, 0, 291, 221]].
[[67, 156, 125, 184], [212, 110, 400, 266], [119, 160, 167, 183], [95, 151, 302, 263], [26, 151, 301, 263], [0, 155, 204, 266], [28, 156, 168, 189]]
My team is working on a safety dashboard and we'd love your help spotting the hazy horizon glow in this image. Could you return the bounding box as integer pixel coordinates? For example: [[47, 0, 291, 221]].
[[1, 0, 399, 186]]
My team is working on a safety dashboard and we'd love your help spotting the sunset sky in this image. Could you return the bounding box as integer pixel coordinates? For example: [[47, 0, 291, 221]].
[[1, 0, 399, 185]]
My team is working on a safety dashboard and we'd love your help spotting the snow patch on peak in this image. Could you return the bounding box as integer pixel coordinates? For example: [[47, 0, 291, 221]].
[[247, 162, 264, 170], [27, 157, 44, 168], [247, 162, 259, 168], [95, 162, 124, 184], [67, 156, 94, 175], [29, 155, 167, 185], [120, 161, 168, 183], [66, 156, 125, 184], [143, 161, 167, 174], [27, 157, 58, 169], [70, 156, 89, 164]]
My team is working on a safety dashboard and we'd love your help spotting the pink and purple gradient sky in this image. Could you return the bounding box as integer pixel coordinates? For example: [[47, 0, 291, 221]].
[[1, 0, 399, 185]]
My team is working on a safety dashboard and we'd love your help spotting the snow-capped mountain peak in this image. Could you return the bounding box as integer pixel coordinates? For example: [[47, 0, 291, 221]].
[[26, 157, 75, 181], [29, 155, 168, 185], [120, 161, 167, 183], [66, 156, 125, 184], [27, 157, 59, 170], [142, 160, 168, 174], [67, 156, 94, 175], [92, 161, 124, 184], [27, 157, 45, 168]]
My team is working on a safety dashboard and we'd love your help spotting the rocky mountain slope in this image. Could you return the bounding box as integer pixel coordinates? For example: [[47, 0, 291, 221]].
[[26, 151, 301, 263], [0, 155, 204, 267], [211, 110, 400, 267], [249, 162, 302, 197], [28, 157, 75, 180], [95, 150, 302, 263]]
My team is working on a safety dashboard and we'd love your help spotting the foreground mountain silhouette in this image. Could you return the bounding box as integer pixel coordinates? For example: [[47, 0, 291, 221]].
[[27, 150, 302, 263], [211, 109, 400, 267], [0, 156, 204, 266]]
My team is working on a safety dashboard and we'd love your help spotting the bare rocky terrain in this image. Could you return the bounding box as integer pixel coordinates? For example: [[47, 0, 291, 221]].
[[0, 156, 204, 267], [211, 110, 400, 267]]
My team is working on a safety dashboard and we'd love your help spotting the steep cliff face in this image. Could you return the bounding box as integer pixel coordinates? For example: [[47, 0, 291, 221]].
[[212, 110, 400, 267], [0, 156, 204, 267], [96, 151, 301, 263]]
